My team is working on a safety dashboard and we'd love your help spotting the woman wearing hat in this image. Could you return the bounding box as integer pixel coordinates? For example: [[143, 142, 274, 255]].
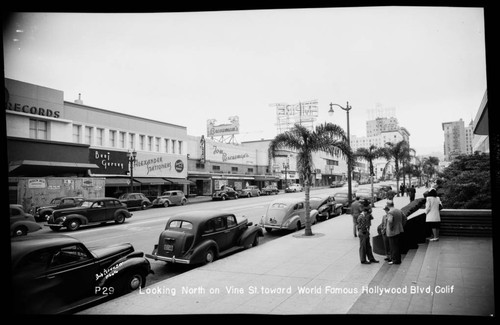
[[425, 188, 442, 241]]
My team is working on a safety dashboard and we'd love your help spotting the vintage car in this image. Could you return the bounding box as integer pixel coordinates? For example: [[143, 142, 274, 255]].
[[330, 180, 346, 188], [119, 193, 152, 210], [285, 184, 304, 193], [212, 187, 239, 201], [152, 190, 188, 207], [260, 198, 319, 233], [146, 210, 263, 265], [309, 195, 343, 221], [261, 185, 280, 195], [10, 204, 42, 236], [46, 197, 132, 231], [333, 190, 356, 212], [31, 197, 85, 222], [238, 185, 261, 198], [355, 187, 379, 203], [11, 234, 152, 314]]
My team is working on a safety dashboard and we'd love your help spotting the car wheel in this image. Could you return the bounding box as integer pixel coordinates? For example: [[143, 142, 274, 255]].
[[181, 199, 187, 205], [295, 221, 301, 232], [203, 248, 216, 264], [141, 202, 148, 210], [235, 194, 238, 199], [13, 226, 27, 236], [221, 196, 226, 201], [163, 201, 170, 208], [252, 234, 260, 247], [265, 227, 273, 233], [115, 213, 126, 224], [66, 219, 81, 231], [122, 272, 144, 293], [248, 193, 251, 198]]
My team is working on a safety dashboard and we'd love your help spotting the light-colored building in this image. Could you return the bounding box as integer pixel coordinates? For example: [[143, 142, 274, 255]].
[[442, 118, 467, 161]]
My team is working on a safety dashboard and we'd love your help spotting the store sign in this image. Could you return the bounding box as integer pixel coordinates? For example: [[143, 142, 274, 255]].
[[28, 178, 46, 188], [5, 79, 64, 118], [89, 149, 129, 175], [207, 116, 239, 137], [205, 138, 256, 165], [133, 152, 187, 178]]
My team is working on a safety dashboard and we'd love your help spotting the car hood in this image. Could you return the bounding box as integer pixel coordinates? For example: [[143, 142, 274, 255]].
[[90, 243, 135, 260], [53, 206, 88, 214], [39, 204, 57, 210]]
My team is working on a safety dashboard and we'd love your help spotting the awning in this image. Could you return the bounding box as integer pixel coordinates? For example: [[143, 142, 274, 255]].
[[134, 177, 170, 185], [9, 160, 99, 176], [254, 176, 280, 181], [105, 177, 140, 187], [164, 178, 196, 185]]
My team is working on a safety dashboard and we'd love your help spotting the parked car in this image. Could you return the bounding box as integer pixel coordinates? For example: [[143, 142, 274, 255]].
[[355, 187, 379, 203], [212, 187, 239, 201], [10, 204, 42, 236], [146, 210, 263, 265], [238, 185, 261, 198], [152, 190, 188, 207], [330, 181, 345, 188], [46, 197, 132, 231], [342, 180, 359, 188], [119, 193, 152, 210], [31, 197, 85, 222], [262, 185, 279, 195], [333, 190, 356, 212], [374, 184, 393, 199], [285, 183, 304, 193], [260, 198, 318, 233], [11, 233, 152, 314], [309, 195, 343, 221]]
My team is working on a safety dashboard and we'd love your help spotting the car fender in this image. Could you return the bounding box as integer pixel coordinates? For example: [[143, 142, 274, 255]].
[[97, 253, 152, 288], [63, 214, 89, 225], [309, 209, 319, 222], [11, 220, 42, 233], [286, 214, 302, 228], [190, 239, 219, 264], [237, 226, 264, 246], [114, 209, 132, 219]]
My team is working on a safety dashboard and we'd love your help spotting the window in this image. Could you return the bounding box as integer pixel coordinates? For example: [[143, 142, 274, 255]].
[[148, 136, 153, 151], [247, 168, 254, 173], [85, 126, 93, 145], [129, 133, 135, 149], [96, 128, 104, 146], [226, 216, 236, 227], [169, 220, 193, 230], [213, 217, 225, 231], [231, 167, 238, 173], [178, 141, 183, 154], [165, 139, 170, 153], [119, 132, 126, 148], [49, 244, 91, 267], [171, 139, 176, 154], [155, 137, 160, 152], [196, 162, 205, 169], [29, 119, 47, 140], [73, 125, 81, 143], [139, 135, 145, 150], [212, 165, 221, 171], [109, 130, 116, 147]]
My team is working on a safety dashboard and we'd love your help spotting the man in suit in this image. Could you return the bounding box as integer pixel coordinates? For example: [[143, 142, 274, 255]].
[[386, 200, 407, 265], [350, 197, 362, 237]]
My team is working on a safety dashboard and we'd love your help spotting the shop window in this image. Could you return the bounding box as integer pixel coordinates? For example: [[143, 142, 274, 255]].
[[247, 168, 254, 173], [29, 119, 47, 140], [109, 130, 116, 147]]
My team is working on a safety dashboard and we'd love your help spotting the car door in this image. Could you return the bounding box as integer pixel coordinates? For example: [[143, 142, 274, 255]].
[[170, 191, 179, 205], [296, 202, 307, 224], [87, 200, 108, 223], [222, 215, 241, 249], [203, 217, 228, 252]]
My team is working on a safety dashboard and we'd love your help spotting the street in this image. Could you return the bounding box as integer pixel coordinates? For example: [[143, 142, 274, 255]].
[[35, 185, 378, 287]]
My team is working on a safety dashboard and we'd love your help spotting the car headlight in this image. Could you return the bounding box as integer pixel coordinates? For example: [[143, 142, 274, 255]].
[[57, 216, 67, 223]]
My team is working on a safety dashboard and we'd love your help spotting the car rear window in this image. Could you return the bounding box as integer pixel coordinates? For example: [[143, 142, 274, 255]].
[[168, 220, 193, 230]]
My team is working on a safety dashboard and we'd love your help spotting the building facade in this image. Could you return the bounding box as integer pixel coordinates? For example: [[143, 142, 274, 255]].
[[442, 118, 467, 161]]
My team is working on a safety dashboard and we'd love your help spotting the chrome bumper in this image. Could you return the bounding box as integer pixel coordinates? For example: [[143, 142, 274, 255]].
[[145, 253, 190, 264]]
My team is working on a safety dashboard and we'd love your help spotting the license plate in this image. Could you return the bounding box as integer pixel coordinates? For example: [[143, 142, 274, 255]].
[[164, 244, 173, 251]]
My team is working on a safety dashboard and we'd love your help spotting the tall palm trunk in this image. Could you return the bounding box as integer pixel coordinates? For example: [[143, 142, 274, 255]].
[[304, 178, 312, 236]]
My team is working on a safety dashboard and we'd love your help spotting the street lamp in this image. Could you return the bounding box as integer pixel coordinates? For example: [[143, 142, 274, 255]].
[[329, 101, 353, 205], [127, 149, 137, 193]]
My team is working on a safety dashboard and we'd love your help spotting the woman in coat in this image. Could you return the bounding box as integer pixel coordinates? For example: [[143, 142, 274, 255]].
[[425, 188, 442, 241]]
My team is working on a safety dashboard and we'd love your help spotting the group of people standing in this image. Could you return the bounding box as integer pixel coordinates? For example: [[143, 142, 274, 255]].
[[350, 185, 442, 265], [400, 183, 417, 202]]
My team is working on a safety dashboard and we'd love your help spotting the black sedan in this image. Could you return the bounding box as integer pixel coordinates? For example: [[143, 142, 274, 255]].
[[146, 210, 263, 265], [309, 195, 343, 221], [11, 234, 152, 314], [212, 187, 239, 201]]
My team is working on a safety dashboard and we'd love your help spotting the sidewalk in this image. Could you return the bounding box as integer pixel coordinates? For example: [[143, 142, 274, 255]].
[[81, 187, 494, 315]]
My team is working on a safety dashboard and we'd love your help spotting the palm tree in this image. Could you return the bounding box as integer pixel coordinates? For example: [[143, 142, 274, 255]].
[[355, 145, 386, 205], [382, 140, 413, 197], [269, 122, 352, 236], [422, 156, 440, 185]]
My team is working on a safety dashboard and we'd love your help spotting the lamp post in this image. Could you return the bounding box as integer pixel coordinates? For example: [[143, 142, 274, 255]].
[[127, 149, 137, 193], [329, 101, 353, 205]]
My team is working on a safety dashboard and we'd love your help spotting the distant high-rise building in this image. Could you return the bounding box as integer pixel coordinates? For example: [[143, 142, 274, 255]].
[[366, 116, 400, 137], [465, 120, 474, 155], [442, 118, 467, 161]]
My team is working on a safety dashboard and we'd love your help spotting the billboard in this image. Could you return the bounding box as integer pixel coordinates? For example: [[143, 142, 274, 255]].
[[207, 116, 239, 137], [271, 100, 318, 133]]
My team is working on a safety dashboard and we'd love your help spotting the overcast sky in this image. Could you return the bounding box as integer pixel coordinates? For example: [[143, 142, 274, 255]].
[[3, 7, 487, 157]]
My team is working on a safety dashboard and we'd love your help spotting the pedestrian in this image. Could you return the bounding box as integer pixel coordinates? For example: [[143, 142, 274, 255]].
[[377, 206, 391, 262], [350, 196, 362, 237], [425, 188, 442, 241], [409, 185, 416, 202], [357, 200, 378, 264], [386, 200, 407, 265]]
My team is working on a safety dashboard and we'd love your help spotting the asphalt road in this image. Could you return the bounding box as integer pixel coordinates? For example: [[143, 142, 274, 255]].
[[35, 184, 382, 287]]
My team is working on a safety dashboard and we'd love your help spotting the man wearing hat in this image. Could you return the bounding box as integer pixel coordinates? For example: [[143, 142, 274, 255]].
[[386, 200, 407, 265], [357, 199, 379, 264], [377, 205, 392, 262]]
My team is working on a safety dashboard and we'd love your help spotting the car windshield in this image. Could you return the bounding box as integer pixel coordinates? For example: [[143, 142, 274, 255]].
[[50, 198, 62, 205], [118, 194, 128, 199], [80, 201, 93, 207]]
